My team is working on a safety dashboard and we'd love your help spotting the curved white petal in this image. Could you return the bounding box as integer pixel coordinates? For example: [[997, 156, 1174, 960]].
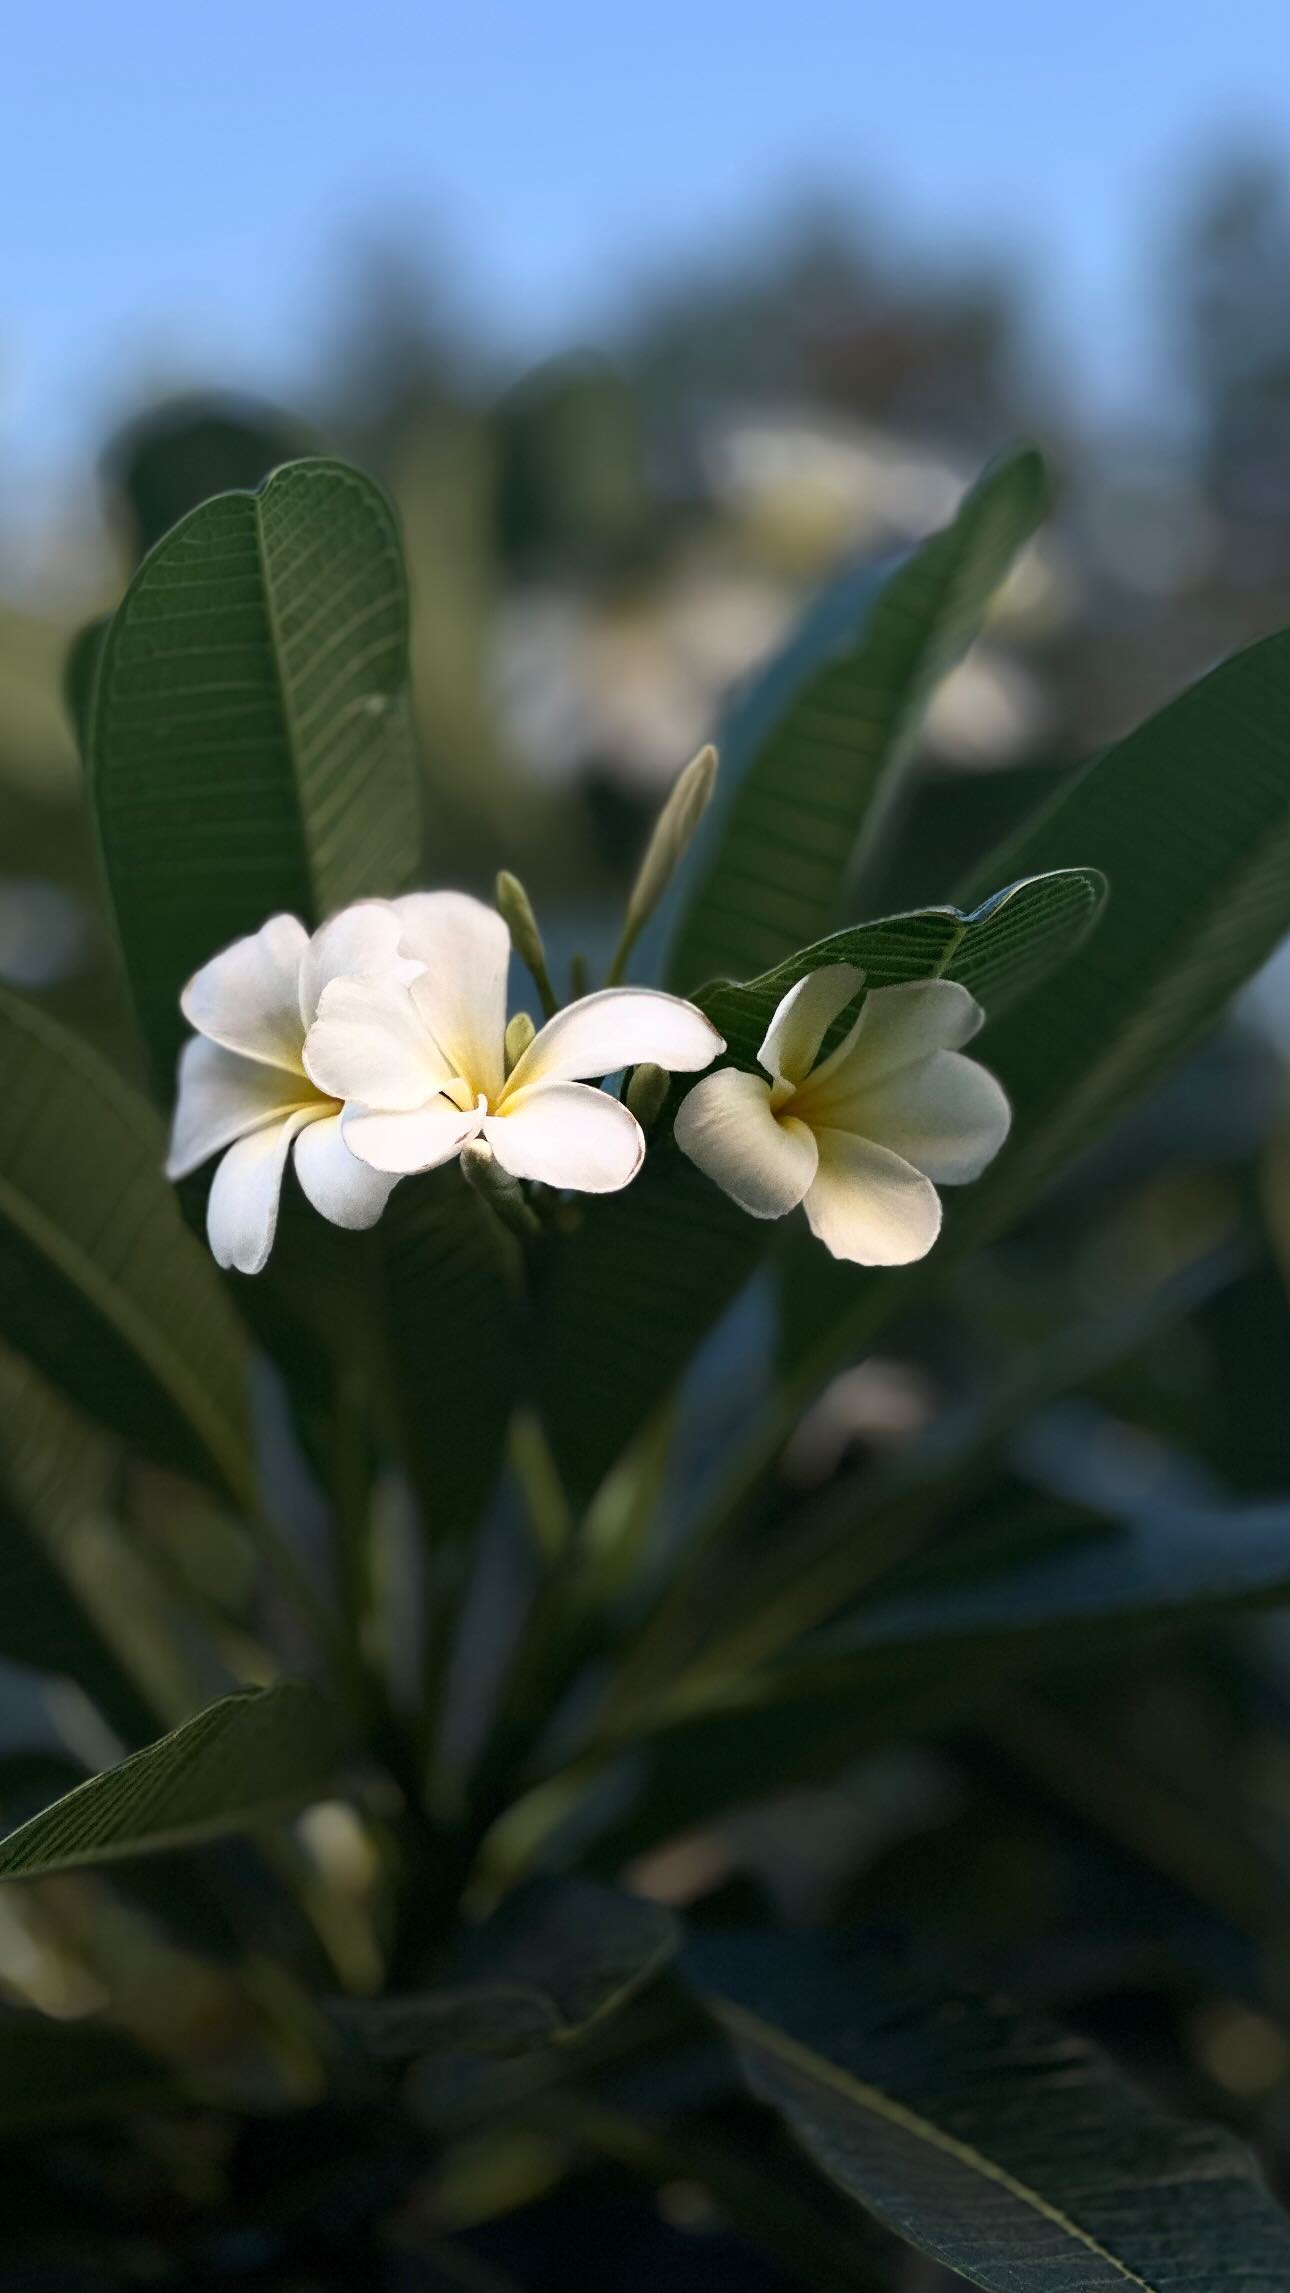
[[181, 915, 309, 1072], [674, 1066, 817, 1219], [484, 1082, 644, 1193], [396, 892, 510, 1105], [803, 1129, 942, 1266], [298, 901, 421, 1028], [304, 974, 459, 1109], [758, 964, 862, 1088], [206, 1108, 318, 1275], [167, 1036, 310, 1180], [506, 988, 724, 1097], [854, 1049, 1011, 1183], [341, 1096, 484, 1175], [292, 1112, 399, 1229], [795, 978, 986, 1124]]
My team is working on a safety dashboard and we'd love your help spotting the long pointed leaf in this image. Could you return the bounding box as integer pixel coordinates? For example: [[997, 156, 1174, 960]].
[[692, 1938, 1290, 2291], [0, 981, 253, 1500], [0, 1683, 345, 1879], [668, 449, 1048, 989], [89, 456, 422, 1092]]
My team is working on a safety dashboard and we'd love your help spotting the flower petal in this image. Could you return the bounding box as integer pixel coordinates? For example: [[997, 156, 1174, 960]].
[[674, 1066, 818, 1218], [304, 974, 459, 1109], [166, 1037, 308, 1180], [505, 988, 724, 1097], [292, 1112, 399, 1229], [395, 892, 510, 1105], [795, 978, 986, 1124], [484, 1083, 644, 1193], [803, 1129, 942, 1265], [206, 1108, 318, 1275], [298, 901, 421, 1028], [758, 964, 862, 1087], [341, 1096, 484, 1175], [181, 915, 309, 1072], [854, 1049, 1011, 1183]]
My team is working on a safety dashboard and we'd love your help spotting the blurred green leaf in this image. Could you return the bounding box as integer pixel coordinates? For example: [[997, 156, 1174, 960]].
[[0, 1682, 345, 1879], [0, 981, 253, 1500], [667, 448, 1049, 991], [757, 1498, 1290, 1702], [746, 621, 1290, 1493], [691, 1938, 1290, 2290], [378, 1170, 522, 1546], [538, 871, 1103, 1504], [0, 1468, 157, 1747], [0, 2010, 167, 2135], [61, 613, 109, 759], [959, 624, 1290, 1228], [335, 1877, 676, 2061], [89, 457, 422, 1093]]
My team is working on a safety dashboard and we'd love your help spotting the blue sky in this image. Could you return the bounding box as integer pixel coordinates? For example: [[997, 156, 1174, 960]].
[[7, 0, 1290, 501]]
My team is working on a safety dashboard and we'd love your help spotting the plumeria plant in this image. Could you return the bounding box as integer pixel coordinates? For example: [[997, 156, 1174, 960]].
[[6, 445, 1290, 2288]]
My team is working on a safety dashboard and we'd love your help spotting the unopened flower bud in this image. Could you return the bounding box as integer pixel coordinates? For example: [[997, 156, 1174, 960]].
[[608, 745, 718, 982], [625, 1061, 669, 1130], [504, 1010, 537, 1075], [496, 871, 556, 1017]]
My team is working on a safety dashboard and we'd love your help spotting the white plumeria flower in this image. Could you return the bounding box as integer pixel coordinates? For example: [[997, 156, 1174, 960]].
[[167, 904, 423, 1274], [673, 963, 1011, 1265], [302, 891, 725, 1194]]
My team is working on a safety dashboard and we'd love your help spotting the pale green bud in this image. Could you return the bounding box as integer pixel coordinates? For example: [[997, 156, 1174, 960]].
[[607, 744, 718, 982], [504, 1010, 537, 1076], [627, 742, 718, 938], [625, 1061, 669, 1130], [496, 871, 557, 1017], [461, 1137, 540, 1239]]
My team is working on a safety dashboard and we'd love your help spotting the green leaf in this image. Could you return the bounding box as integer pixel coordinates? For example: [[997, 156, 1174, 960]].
[[89, 456, 422, 1092], [692, 1938, 1290, 2291], [701, 867, 1104, 1072], [666, 448, 1049, 991], [335, 1878, 677, 2061], [958, 623, 1290, 1229], [0, 1682, 346, 1879], [0, 981, 254, 1500], [725, 621, 1290, 1507], [538, 872, 1103, 1503], [378, 1170, 522, 1544], [0, 2010, 167, 2135], [763, 1497, 1290, 1706], [0, 1469, 157, 1748], [102, 392, 318, 561]]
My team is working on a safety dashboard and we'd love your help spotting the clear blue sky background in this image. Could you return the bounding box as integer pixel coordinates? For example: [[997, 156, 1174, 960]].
[[6, 0, 1290, 500]]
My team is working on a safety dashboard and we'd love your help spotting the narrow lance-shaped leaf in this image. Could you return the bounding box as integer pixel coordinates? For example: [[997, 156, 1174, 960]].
[[0, 980, 253, 1501], [89, 456, 422, 1094], [960, 622, 1290, 1223], [689, 1936, 1290, 2292], [334, 1878, 677, 2061], [667, 448, 1048, 991], [772, 622, 1290, 1474], [0, 1468, 158, 1750], [0, 1683, 346, 1880], [538, 870, 1104, 1503]]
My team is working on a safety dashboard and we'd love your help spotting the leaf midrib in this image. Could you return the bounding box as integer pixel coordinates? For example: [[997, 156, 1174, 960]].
[[715, 1999, 1156, 2292]]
